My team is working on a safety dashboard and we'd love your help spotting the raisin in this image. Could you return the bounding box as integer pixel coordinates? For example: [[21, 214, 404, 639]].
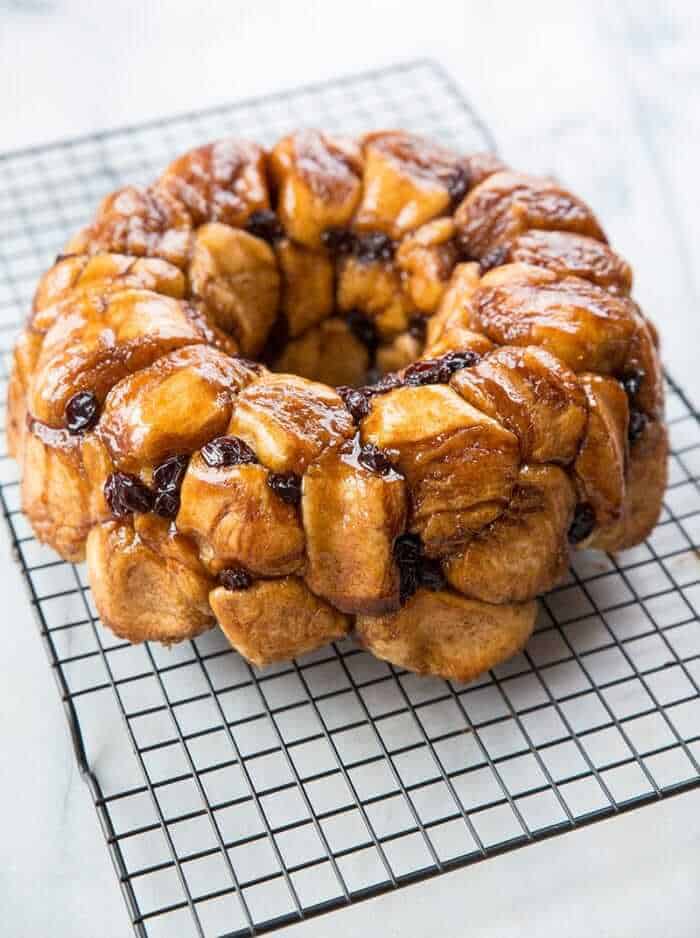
[[104, 472, 154, 517], [404, 359, 446, 386], [354, 232, 395, 263], [245, 209, 284, 244], [394, 533, 446, 598], [153, 490, 180, 519], [408, 315, 427, 341], [338, 372, 404, 425], [628, 410, 648, 443], [321, 226, 357, 255], [201, 436, 258, 468], [568, 504, 596, 544], [345, 309, 378, 351], [446, 166, 470, 205], [370, 373, 403, 394], [153, 454, 188, 493], [479, 245, 509, 273], [621, 369, 645, 400], [404, 350, 480, 386], [150, 454, 188, 518], [219, 567, 252, 591], [398, 562, 419, 605], [358, 443, 393, 476], [267, 472, 302, 505], [418, 557, 447, 592], [65, 390, 100, 434], [394, 534, 422, 604], [337, 386, 372, 424], [394, 533, 422, 566], [440, 349, 481, 375]]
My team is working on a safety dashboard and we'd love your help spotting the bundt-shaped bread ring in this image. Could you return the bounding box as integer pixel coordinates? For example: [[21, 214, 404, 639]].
[[7, 130, 667, 682]]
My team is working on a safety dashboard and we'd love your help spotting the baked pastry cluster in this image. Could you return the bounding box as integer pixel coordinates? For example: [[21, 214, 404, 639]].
[[7, 130, 667, 682]]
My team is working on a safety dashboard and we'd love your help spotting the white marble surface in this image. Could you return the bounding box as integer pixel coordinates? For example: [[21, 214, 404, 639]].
[[1, 1, 699, 936]]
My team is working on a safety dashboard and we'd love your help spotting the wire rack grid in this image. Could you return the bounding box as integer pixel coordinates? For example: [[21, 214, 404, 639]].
[[1, 60, 699, 938]]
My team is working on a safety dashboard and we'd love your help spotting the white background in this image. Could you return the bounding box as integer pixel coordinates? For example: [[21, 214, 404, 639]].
[[1, 1, 699, 936]]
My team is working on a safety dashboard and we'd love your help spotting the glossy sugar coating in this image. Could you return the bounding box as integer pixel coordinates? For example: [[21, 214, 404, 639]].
[[7, 131, 667, 681]]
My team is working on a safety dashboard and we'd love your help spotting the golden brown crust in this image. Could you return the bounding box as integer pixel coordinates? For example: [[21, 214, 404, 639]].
[[362, 384, 520, 555], [450, 345, 587, 464], [425, 261, 482, 348], [156, 139, 270, 228], [87, 518, 214, 643], [8, 130, 667, 683], [376, 332, 423, 374], [573, 373, 629, 529], [29, 289, 211, 427], [33, 254, 186, 314], [98, 345, 259, 470], [229, 374, 354, 474], [357, 589, 537, 683], [471, 264, 637, 374], [455, 170, 607, 259], [276, 239, 334, 337], [210, 577, 349, 667], [395, 218, 459, 314], [72, 186, 193, 268], [177, 454, 305, 576], [337, 254, 413, 338], [270, 130, 363, 249], [624, 310, 664, 420], [302, 437, 408, 613], [588, 421, 668, 552], [355, 131, 465, 237], [189, 224, 279, 356], [508, 230, 632, 294], [273, 318, 370, 387], [21, 427, 92, 562], [446, 465, 575, 603]]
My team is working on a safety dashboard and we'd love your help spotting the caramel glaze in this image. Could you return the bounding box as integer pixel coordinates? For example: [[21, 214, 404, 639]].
[[26, 414, 80, 453], [9, 129, 667, 679]]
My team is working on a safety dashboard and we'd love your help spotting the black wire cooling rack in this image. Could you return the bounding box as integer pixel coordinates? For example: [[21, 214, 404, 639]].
[[1, 60, 699, 938]]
